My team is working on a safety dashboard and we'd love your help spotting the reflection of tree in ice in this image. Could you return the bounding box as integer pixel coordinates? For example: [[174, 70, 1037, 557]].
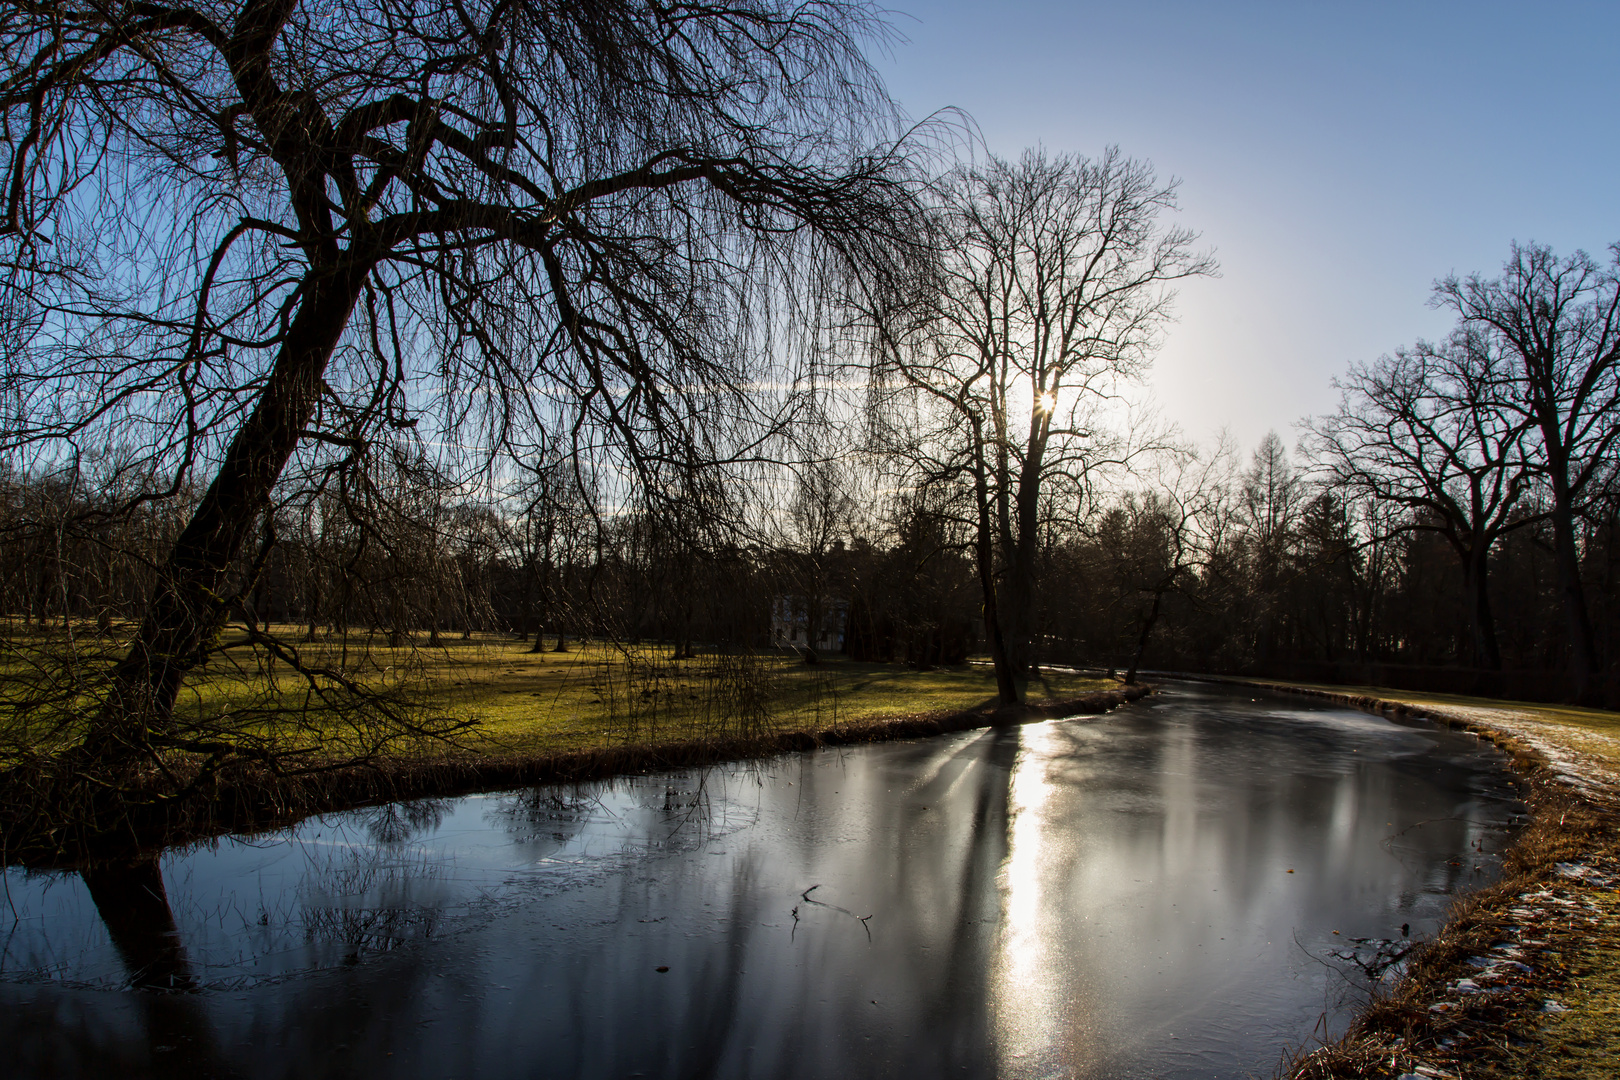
[[488, 787, 602, 849], [294, 844, 450, 958], [487, 770, 763, 869], [361, 798, 452, 845], [298, 902, 440, 957]]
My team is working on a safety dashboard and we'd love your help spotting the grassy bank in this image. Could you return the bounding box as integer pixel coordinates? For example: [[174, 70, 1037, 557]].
[[1, 627, 1139, 862], [397, 637, 1114, 756], [1220, 678, 1620, 1080], [1, 623, 1114, 761]]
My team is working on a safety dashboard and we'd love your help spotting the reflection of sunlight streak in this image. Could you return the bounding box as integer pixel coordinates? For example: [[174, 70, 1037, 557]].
[[994, 724, 1059, 1070], [911, 743, 983, 806]]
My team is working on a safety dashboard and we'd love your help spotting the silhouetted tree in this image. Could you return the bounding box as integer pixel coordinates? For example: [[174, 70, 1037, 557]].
[[1437, 243, 1620, 696], [1306, 332, 1538, 669], [0, 0, 926, 784], [873, 148, 1212, 702]]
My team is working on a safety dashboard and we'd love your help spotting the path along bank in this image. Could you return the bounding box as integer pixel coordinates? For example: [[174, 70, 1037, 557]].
[[1193, 678, 1620, 1080]]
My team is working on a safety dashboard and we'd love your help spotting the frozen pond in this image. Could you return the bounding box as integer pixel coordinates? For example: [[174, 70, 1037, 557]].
[[0, 683, 1520, 1078]]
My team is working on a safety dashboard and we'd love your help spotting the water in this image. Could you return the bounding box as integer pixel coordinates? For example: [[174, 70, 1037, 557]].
[[0, 683, 1520, 1079]]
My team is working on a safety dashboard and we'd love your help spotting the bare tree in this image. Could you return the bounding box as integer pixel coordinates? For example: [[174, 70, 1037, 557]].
[[0, 0, 925, 789], [781, 451, 857, 660], [1117, 443, 1236, 684], [1436, 243, 1620, 697], [872, 147, 1213, 702], [506, 449, 589, 653], [1305, 332, 1538, 669]]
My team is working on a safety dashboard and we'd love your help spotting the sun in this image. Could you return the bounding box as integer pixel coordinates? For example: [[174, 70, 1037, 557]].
[[1035, 390, 1057, 414]]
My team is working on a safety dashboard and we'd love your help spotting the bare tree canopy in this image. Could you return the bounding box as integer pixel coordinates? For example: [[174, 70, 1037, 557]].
[[1305, 332, 1538, 669], [872, 147, 1213, 701], [1434, 242, 1620, 697], [0, 0, 927, 779]]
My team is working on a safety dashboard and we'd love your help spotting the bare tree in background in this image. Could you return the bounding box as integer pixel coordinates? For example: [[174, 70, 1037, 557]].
[[1305, 332, 1538, 670], [0, 0, 926, 796], [507, 449, 589, 654], [1436, 243, 1620, 697], [872, 148, 1212, 703], [782, 451, 858, 660], [1116, 443, 1236, 684]]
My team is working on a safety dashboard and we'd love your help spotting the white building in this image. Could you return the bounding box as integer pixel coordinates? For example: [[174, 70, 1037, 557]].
[[770, 594, 847, 652]]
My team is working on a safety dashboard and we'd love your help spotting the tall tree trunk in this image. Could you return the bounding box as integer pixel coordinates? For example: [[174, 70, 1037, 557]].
[[87, 265, 367, 756], [1461, 540, 1503, 672], [971, 430, 1020, 706], [1125, 589, 1165, 685], [1550, 494, 1599, 701], [1000, 547, 1035, 678]]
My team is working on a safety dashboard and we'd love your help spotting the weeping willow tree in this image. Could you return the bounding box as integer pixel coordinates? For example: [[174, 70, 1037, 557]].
[[0, 0, 928, 846]]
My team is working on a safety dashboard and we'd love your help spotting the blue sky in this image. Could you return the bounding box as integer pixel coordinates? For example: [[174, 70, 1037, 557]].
[[875, 0, 1620, 455]]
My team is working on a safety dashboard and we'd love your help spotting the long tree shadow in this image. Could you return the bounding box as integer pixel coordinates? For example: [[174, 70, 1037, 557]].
[[80, 857, 196, 992], [75, 857, 237, 1077]]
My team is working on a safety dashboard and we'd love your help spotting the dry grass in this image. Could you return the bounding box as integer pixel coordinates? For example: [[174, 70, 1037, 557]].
[[1501, 877, 1620, 1079]]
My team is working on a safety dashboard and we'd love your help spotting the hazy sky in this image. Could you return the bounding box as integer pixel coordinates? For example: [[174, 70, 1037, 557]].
[[875, 1, 1620, 456]]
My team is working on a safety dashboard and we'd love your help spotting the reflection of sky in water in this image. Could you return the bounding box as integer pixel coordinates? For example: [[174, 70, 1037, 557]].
[[1, 782, 757, 988], [0, 685, 1520, 1079]]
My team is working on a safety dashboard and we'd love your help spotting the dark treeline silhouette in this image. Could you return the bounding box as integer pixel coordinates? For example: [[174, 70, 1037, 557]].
[[10, 413, 1618, 710], [1045, 435, 1620, 706]]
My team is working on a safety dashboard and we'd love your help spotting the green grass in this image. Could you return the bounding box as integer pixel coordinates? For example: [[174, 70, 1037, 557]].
[[1, 622, 1111, 762], [364, 636, 1108, 756]]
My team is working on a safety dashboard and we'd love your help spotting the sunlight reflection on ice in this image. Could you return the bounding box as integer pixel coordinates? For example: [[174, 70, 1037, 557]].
[[995, 722, 1061, 1074]]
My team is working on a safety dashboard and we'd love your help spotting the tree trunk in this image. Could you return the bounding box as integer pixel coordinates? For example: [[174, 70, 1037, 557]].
[[999, 431, 1046, 678], [86, 265, 367, 756], [1550, 495, 1599, 701], [1125, 589, 1165, 685], [1461, 540, 1503, 672], [970, 432, 1020, 706], [999, 547, 1035, 678]]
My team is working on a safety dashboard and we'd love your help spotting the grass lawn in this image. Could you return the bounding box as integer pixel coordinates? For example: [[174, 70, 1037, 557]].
[[364, 636, 1111, 756], [1, 623, 1112, 762]]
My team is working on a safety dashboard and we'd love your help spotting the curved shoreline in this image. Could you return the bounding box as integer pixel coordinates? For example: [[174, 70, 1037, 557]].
[[4, 683, 1154, 867], [1184, 676, 1620, 1080]]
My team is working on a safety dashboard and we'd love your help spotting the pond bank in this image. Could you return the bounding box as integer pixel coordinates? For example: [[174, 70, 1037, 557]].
[[3, 683, 1153, 867], [1193, 677, 1620, 1080]]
